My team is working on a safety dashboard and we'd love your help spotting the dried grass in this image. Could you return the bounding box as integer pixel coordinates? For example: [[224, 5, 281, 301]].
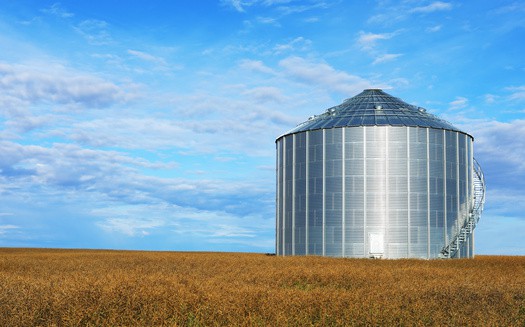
[[0, 248, 524, 326]]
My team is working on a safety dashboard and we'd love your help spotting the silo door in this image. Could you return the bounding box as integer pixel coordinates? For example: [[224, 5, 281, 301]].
[[369, 233, 384, 258]]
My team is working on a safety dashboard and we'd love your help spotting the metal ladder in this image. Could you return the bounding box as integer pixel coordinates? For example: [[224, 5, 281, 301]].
[[440, 158, 485, 258]]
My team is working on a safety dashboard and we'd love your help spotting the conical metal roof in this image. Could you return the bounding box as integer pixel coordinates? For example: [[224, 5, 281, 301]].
[[282, 89, 465, 137]]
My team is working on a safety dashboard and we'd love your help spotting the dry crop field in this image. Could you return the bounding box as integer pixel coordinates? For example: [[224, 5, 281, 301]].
[[0, 248, 524, 326]]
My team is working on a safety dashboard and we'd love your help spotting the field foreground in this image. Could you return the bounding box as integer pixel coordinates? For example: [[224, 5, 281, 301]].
[[0, 249, 524, 326]]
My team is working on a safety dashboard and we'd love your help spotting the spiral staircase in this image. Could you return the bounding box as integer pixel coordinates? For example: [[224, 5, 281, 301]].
[[440, 159, 485, 258]]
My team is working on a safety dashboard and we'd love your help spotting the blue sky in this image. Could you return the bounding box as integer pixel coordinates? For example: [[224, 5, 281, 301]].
[[0, 0, 524, 254]]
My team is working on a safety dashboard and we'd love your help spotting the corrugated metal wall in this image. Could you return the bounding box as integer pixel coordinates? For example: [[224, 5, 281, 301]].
[[276, 125, 474, 259]]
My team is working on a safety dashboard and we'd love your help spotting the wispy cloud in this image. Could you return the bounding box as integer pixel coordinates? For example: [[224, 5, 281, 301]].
[[0, 139, 270, 214], [75, 19, 112, 45], [222, 0, 329, 15], [127, 50, 167, 65], [61, 110, 285, 155], [357, 31, 397, 51], [242, 86, 287, 103], [303, 16, 319, 23], [449, 96, 468, 110], [256, 16, 280, 26], [484, 94, 498, 104], [273, 37, 312, 54], [506, 86, 525, 100], [0, 0, 522, 254], [126, 49, 182, 72], [454, 118, 525, 255], [0, 225, 18, 236], [426, 24, 442, 32], [222, 0, 251, 12], [279, 56, 379, 94], [41, 3, 74, 18], [93, 203, 270, 249], [0, 141, 150, 188], [211, 224, 256, 237], [410, 1, 452, 14], [275, 1, 330, 15], [0, 62, 129, 109], [262, 0, 294, 5], [368, 1, 452, 26], [483, 189, 525, 216], [238, 59, 275, 74], [467, 119, 525, 173], [493, 2, 525, 15], [373, 53, 403, 64], [97, 217, 164, 237]]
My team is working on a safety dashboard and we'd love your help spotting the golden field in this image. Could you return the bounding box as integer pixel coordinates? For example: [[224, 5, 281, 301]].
[[0, 248, 524, 326]]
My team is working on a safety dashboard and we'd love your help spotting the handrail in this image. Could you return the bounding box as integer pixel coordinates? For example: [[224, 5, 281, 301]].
[[439, 158, 485, 258]]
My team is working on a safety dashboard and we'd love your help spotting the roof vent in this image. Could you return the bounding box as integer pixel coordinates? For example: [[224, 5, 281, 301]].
[[375, 105, 382, 110]]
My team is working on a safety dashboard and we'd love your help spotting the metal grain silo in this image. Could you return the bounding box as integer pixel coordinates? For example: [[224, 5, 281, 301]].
[[276, 89, 485, 259]]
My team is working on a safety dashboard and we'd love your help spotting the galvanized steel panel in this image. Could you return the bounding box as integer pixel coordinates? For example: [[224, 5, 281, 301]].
[[276, 122, 475, 258]]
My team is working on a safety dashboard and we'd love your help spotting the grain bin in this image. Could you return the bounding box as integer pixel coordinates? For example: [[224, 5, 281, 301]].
[[275, 89, 485, 259]]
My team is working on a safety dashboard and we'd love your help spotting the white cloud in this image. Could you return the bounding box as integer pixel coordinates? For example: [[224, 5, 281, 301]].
[[494, 2, 525, 14], [98, 217, 164, 237], [304, 17, 319, 23], [127, 50, 167, 65], [484, 94, 498, 104], [222, 0, 257, 12], [274, 37, 312, 53], [222, 0, 329, 15], [453, 118, 525, 254], [357, 31, 396, 51], [373, 53, 403, 64], [484, 188, 525, 215], [275, 1, 329, 15], [0, 225, 18, 236], [212, 224, 256, 237], [41, 3, 74, 18], [506, 85, 525, 100], [471, 119, 525, 172], [75, 19, 112, 45], [1, 0, 523, 255], [279, 56, 378, 94], [449, 96, 468, 110], [0, 62, 129, 109], [388, 77, 410, 88], [61, 110, 284, 156], [368, 2, 452, 26], [0, 138, 272, 210], [126, 50, 183, 73], [426, 25, 442, 32], [94, 204, 270, 248], [262, 0, 293, 4], [2, 107, 56, 133], [410, 1, 452, 14], [232, 0, 248, 12], [256, 16, 280, 26], [0, 141, 177, 196], [238, 59, 275, 74], [243, 86, 287, 103]]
